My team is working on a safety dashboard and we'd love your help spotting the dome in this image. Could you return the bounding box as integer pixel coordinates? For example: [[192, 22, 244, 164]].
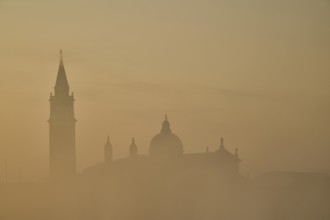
[[149, 115, 183, 157]]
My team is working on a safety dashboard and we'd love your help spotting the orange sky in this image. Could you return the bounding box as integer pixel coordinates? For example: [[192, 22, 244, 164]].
[[0, 0, 329, 181]]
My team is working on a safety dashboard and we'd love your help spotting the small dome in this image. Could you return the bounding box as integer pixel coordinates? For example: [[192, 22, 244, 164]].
[[149, 115, 183, 157]]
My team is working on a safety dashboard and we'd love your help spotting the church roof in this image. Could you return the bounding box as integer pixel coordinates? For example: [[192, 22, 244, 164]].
[[215, 148, 241, 162]]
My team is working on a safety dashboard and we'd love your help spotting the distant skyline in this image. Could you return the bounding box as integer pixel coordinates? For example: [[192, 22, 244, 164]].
[[0, 0, 329, 181]]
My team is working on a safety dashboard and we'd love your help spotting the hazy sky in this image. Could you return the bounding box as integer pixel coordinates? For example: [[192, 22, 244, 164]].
[[0, 0, 329, 181]]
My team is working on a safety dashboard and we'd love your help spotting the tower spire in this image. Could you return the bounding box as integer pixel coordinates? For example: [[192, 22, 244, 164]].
[[55, 49, 69, 94]]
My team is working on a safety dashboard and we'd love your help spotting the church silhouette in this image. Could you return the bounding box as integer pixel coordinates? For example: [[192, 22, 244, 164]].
[[48, 51, 245, 220], [49, 51, 242, 181], [1, 51, 329, 220]]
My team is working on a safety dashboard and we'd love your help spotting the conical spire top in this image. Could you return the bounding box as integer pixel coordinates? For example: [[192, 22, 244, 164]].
[[55, 50, 69, 92], [105, 135, 112, 147]]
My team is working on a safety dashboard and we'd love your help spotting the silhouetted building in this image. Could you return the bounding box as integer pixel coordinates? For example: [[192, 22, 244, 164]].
[[4, 51, 326, 220], [48, 50, 77, 179], [46, 52, 244, 220], [81, 115, 243, 220], [85, 115, 242, 179]]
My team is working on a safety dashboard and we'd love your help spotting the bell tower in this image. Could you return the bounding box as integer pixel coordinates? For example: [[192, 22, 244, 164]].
[[48, 50, 76, 179]]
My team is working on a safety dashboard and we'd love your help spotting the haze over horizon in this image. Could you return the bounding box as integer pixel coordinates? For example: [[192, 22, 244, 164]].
[[0, 0, 329, 181]]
